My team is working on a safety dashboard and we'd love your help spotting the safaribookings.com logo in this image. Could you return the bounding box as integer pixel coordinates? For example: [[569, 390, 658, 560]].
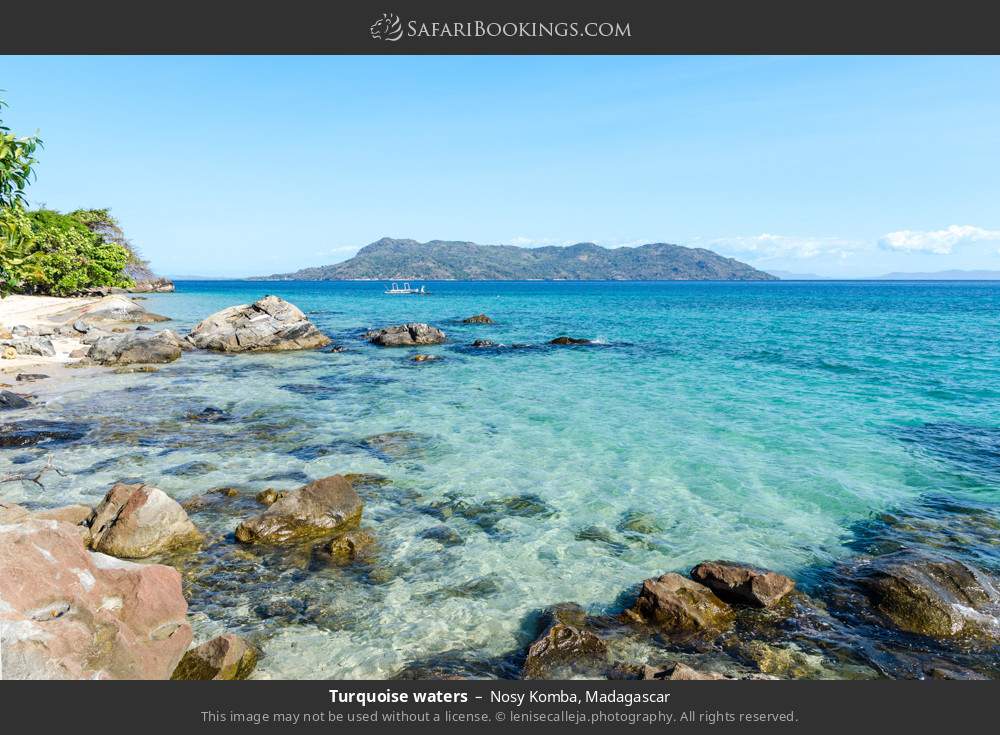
[[370, 13, 631, 42]]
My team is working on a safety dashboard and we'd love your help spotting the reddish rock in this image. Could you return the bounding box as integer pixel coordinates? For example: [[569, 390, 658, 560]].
[[628, 573, 733, 633], [0, 519, 191, 679], [690, 561, 796, 608]]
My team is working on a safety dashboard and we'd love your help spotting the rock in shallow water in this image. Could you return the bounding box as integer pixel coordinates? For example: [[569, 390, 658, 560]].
[[0, 390, 32, 410], [186, 295, 331, 352], [88, 330, 185, 366], [628, 572, 734, 634], [0, 519, 191, 679], [522, 603, 609, 679], [462, 314, 494, 324], [171, 634, 258, 680], [235, 475, 363, 544], [549, 336, 591, 345], [365, 323, 446, 347], [856, 550, 999, 640], [691, 561, 796, 608], [88, 483, 203, 558]]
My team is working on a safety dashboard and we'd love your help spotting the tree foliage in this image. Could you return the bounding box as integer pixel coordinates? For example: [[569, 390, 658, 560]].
[[0, 98, 134, 296]]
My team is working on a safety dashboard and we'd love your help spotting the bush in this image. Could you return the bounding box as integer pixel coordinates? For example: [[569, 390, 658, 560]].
[[3, 209, 134, 296]]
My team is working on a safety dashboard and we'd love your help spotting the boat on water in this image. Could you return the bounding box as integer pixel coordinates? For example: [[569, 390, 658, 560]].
[[384, 281, 430, 295]]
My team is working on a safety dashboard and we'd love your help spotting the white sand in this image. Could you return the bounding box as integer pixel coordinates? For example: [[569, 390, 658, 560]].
[[0, 295, 99, 375]]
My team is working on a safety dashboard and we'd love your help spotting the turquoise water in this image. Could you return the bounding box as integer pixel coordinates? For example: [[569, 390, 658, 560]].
[[6, 280, 1000, 677]]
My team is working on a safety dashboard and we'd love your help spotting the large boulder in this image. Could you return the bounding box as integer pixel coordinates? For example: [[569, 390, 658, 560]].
[[691, 561, 795, 608], [186, 295, 330, 352], [171, 634, 257, 680], [87, 330, 185, 366], [87, 483, 202, 558], [628, 573, 733, 633], [235, 475, 363, 544], [0, 519, 191, 679], [857, 551, 999, 639], [522, 603, 608, 679], [364, 323, 446, 347]]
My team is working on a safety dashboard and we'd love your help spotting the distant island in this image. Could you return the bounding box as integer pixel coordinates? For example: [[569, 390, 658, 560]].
[[253, 238, 778, 282]]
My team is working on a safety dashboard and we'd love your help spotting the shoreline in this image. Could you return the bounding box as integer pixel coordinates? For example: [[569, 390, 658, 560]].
[[2, 291, 999, 681]]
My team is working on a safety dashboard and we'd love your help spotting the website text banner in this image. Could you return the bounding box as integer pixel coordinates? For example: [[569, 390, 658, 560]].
[[1, 0, 999, 53], [0, 680, 995, 733]]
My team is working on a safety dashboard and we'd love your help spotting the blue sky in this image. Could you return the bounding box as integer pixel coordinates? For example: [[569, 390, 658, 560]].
[[1, 55, 998, 277]]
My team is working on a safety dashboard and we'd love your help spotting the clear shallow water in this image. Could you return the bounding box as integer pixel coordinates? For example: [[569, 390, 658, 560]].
[[5, 280, 1000, 678]]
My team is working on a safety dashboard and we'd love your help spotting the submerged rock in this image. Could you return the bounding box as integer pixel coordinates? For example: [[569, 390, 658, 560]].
[[364, 323, 446, 347], [322, 529, 376, 563], [691, 561, 796, 608], [617, 510, 664, 535], [549, 336, 591, 345], [628, 573, 733, 634], [88, 330, 185, 366], [522, 603, 609, 679], [171, 634, 258, 680], [362, 430, 432, 460], [462, 314, 494, 324], [856, 551, 999, 639], [470, 339, 496, 348], [410, 353, 440, 363], [235, 475, 363, 544], [419, 525, 464, 546], [0, 390, 32, 410], [87, 483, 203, 558], [0, 519, 191, 679], [186, 295, 331, 352], [0, 419, 88, 447]]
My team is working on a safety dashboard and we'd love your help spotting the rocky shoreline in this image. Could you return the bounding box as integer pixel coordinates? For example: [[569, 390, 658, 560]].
[[1, 297, 998, 680]]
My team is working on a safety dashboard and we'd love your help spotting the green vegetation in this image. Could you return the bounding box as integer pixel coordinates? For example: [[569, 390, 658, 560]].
[[259, 237, 779, 282], [0, 97, 135, 296]]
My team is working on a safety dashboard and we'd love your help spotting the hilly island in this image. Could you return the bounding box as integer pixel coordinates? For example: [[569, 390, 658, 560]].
[[254, 238, 777, 281]]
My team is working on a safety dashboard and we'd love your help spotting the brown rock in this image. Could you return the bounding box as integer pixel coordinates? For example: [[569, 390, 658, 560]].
[[235, 475, 363, 544], [629, 573, 733, 633], [255, 488, 288, 506], [857, 551, 998, 639], [171, 634, 258, 680], [462, 314, 494, 324], [690, 561, 795, 608], [522, 603, 608, 679], [549, 336, 591, 345], [0, 519, 191, 679], [87, 483, 203, 558], [323, 529, 376, 562]]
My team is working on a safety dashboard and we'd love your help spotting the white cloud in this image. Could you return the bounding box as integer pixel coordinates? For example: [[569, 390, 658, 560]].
[[708, 233, 863, 261], [879, 225, 1000, 255]]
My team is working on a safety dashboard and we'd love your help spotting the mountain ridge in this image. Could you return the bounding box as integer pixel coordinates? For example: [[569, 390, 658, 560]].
[[253, 237, 777, 281]]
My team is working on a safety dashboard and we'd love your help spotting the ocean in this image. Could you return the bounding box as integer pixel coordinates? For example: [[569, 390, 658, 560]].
[[6, 279, 1000, 678]]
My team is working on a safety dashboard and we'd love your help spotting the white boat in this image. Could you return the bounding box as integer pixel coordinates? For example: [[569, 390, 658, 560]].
[[384, 281, 429, 295]]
